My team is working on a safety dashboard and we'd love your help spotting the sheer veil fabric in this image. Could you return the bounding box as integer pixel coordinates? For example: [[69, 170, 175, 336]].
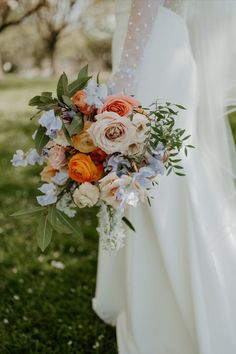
[[93, 1, 236, 353]]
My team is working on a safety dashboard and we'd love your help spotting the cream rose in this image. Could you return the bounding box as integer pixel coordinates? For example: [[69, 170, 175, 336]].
[[126, 142, 145, 156], [99, 172, 132, 208], [73, 182, 99, 208], [88, 112, 136, 154], [132, 113, 148, 143]]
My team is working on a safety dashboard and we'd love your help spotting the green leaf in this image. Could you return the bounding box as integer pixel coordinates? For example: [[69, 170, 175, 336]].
[[184, 147, 188, 157], [47, 205, 71, 234], [37, 214, 53, 252], [35, 125, 50, 153], [41, 92, 52, 97], [62, 95, 76, 110], [68, 76, 92, 97], [175, 104, 186, 110], [122, 216, 135, 232], [55, 209, 82, 239], [77, 64, 89, 80], [174, 165, 184, 169], [183, 135, 191, 141], [186, 144, 195, 148], [29, 95, 41, 106], [175, 172, 186, 176], [11, 207, 46, 218], [67, 114, 84, 136], [62, 123, 73, 146], [57, 72, 69, 100]]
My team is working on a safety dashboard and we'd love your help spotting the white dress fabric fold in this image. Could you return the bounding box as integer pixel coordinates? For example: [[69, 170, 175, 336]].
[[93, 1, 236, 353]]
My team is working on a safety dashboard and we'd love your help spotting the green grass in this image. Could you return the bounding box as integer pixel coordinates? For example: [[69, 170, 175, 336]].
[[0, 76, 117, 354]]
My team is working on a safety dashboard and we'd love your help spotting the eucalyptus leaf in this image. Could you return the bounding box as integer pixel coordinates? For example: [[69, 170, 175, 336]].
[[37, 214, 53, 252], [55, 209, 82, 239], [77, 64, 89, 80], [62, 95, 76, 110], [68, 76, 92, 97], [67, 114, 84, 136], [57, 72, 69, 100], [62, 123, 73, 146], [11, 207, 46, 218], [35, 125, 50, 153]]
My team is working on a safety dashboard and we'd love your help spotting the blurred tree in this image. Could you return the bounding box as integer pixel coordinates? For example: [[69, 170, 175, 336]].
[[34, 0, 80, 74], [0, 0, 45, 33]]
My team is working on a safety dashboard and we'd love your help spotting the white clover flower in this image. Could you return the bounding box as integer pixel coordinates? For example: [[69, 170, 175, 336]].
[[36, 183, 58, 206], [85, 79, 108, 108], [11, 150, 27, 167], [39, 110, 62, 138], [51, 260, 65, 270]]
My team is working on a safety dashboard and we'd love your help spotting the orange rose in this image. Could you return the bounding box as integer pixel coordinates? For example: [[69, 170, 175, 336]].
[[72, 121, 97, 153], [40, 162, 57, 182], [98, 94, 140, 116], [72, 90, 95, 115], [68, 153, 103, 183]]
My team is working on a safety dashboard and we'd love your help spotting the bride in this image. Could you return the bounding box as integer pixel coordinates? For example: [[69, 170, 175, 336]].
[[93, 1, 236, 353]]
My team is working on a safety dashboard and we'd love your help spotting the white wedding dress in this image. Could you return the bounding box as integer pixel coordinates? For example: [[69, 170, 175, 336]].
[[93, 1, 236, 353]]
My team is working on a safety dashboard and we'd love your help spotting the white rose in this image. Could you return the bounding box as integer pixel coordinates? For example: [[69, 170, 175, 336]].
[[99, 172, 132, 208], [73, 182, 99, 208], [132, 113, 148, 143], [126, 142, 145, 156], [88, 112, 136, 154]]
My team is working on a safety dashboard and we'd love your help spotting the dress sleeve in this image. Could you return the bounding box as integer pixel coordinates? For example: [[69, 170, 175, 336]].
[[110, 0, 164, 94]]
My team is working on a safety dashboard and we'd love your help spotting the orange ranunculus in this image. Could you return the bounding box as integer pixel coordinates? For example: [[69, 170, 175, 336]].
[[98, 94, 140, 116], [72, 121, 97, 153], [72, 90, 95, 115], [90, 148, 107, 163], [40, 162, 57, 182], [68, 153, 103, 183]]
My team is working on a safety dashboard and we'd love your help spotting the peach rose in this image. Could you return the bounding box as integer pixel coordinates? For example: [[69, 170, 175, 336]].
[[69, 153, 103, 183], [98, 94, 139, 116], [48, 145, 67, 170], [72, 121, 97, 153], [88, 112, 136, 154], [72, 90, 95, 115], [99, 172, 132, 208], [40, 162, 57, 182]]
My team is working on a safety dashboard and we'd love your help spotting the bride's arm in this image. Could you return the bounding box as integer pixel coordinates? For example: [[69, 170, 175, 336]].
[[110, 0, 164, 93]]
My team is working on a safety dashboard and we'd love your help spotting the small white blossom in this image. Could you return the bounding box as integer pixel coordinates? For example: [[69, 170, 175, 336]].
[[3, 318, 9, 324], [39, 110, 62, 138], [11, 150, 27, 167], [85, 79, 107, 108], [56, 193, 76, 217], [36, 183, 58, 206], [97, 202, 126, 252]]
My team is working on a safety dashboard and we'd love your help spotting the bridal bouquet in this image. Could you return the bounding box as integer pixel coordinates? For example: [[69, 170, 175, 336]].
[[11, 66, 193, 251]]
